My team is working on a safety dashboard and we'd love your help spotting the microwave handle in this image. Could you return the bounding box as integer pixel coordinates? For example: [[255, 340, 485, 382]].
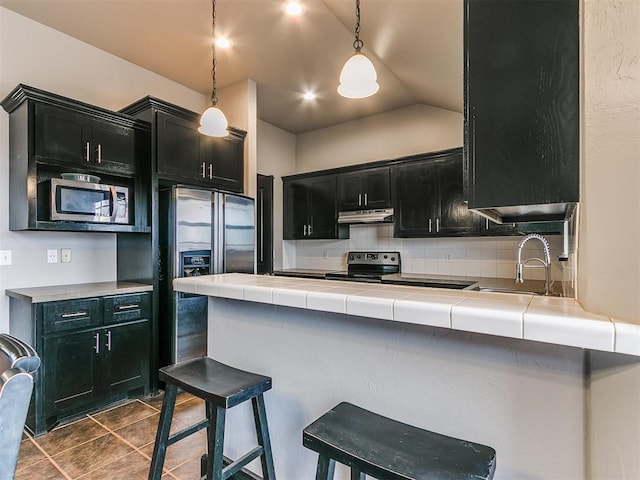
[[109, 186, 120, 223]]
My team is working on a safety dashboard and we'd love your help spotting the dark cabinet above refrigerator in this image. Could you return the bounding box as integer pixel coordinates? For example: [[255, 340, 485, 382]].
[[120, 97, 246, 193]]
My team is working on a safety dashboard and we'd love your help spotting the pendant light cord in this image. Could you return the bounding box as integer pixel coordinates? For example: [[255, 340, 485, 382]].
[[353, 0, 363, 52], [210, 0, 218, 106]]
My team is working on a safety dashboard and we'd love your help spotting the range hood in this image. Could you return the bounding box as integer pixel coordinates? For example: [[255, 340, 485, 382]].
[[337, 208, 394, 224], [469, 202, 577, 224]]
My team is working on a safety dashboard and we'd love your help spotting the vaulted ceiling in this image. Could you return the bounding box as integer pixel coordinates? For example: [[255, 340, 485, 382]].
[[0, 0, 463, 134]]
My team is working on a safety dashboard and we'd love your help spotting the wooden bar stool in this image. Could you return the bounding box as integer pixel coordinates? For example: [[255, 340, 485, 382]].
[[303, 402, 496, 480], [148, 357, 276, 480]]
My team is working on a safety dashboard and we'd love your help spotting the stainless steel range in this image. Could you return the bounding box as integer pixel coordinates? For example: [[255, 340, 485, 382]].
[[323, 250, 478, 289], [325, 251, 401, 283]]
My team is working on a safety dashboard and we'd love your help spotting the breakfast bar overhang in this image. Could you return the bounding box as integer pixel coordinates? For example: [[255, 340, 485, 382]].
[[173, 274, 640, 480]]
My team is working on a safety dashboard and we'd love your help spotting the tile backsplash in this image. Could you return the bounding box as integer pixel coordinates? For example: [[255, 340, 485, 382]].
[[285, 224, 569, 283]]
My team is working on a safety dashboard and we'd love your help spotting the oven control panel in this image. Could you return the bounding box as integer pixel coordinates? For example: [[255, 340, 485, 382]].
[[346, 251, 400, 266]]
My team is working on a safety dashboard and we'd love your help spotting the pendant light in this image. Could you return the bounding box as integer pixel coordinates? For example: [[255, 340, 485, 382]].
[[199, 0, 229, 137], [338, 0, 379, 99]]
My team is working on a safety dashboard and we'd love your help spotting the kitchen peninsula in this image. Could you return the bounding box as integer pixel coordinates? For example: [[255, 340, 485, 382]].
[[174, 273, 640, 479]]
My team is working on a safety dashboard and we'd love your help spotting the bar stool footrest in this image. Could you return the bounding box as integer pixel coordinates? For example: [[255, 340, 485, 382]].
[[167, 418, 209, 446]]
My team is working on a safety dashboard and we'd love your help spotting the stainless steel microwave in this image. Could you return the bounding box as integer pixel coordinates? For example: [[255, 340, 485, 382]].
[[49, 178, 129, 224]]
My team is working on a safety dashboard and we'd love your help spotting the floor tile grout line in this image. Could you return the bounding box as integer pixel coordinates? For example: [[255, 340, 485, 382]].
[[87, 411, 181, 477], [23, 434, 74, 480], [32, 415, 113, 458]]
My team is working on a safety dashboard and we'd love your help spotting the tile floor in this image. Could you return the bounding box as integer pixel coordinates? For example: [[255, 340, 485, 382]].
[[16, 392, 208, 480]]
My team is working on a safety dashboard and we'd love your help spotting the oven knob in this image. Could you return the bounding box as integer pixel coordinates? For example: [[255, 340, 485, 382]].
[[391, 256, 396, 261], [349, 255, 354, 260], [383, 255, 388, 259], [356, 254, 361, 259]]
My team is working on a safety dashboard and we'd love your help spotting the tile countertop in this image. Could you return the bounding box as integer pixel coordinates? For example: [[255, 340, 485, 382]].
[[173, 273, 639, 357], [5, 281, 153, 303]]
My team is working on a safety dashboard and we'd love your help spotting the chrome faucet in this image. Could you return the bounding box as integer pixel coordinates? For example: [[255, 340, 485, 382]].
[[516, 234, 552, 295]]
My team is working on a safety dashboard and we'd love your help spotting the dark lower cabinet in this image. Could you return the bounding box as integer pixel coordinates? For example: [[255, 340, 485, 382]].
[[43, 330, 100, 422], [101, 320, 150, 397], [8, 290, 151, 436]]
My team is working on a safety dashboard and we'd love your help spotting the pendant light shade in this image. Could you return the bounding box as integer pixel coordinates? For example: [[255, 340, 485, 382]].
[[198, 106, 229, 137], [338, 0, 378, 99], [338, 52, 379, 99], [199, 0, 229, 137]]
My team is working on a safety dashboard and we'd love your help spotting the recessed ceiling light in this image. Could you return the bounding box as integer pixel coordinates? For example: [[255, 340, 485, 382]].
[[283, 1, 305, 17], [215, 37, 233, 49], [302, 92, 317, 101]]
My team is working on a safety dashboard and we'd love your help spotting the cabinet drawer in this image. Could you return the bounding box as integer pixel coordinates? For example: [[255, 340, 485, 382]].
[[103, 293, 150, 324], [42, 299, 101, 334]]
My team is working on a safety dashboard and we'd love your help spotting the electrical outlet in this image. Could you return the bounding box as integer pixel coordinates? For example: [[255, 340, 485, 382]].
[[446, 253, 453, 262], [60, 248, 72, 263], [0, 250, 12, 266], [47, 249, 58, 264]]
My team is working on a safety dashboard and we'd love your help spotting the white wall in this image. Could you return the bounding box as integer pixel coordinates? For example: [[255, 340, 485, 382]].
[[219, 79, 258, 198], [0, 7, 207, 333], [296, 104, 463, 172], [579, 0, 640, 322], [256, 120, 297, 270], [210, 298, 586, 480], [580, 1, 640, 478]]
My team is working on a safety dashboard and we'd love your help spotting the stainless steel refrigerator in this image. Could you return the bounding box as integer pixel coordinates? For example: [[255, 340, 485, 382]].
[[159, 186, 255, 367]]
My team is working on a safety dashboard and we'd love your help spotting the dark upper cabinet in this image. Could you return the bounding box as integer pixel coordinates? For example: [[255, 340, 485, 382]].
[[122, 97, 246, 193], [337, 167, 391, 210], [392, 150, 478, 238], [283, 174, 348, 240], [156, 110, 203, 182], [438, 159, 478, 235], [202, 132, 245, 193], [0, 84, 150, 233], [32, 99, 137, 176], [464, 0, 579, 222]]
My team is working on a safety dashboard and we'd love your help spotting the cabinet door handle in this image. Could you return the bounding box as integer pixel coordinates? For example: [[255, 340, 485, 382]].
[[94, 332, 100, 354], [201, 162, 206, 178], [61, 311, 87, 318], [209, 163, 214, 179], [308, 224, 312, 236], [303, 224, 307, 236], [85, 142, 91, 162], [106, 330, 112, 352], [364, 193, 368, 205], [117, 304, 139, 311], [358, 194, 362, 206], [486, 219, 489, 230], [428, 218, 432, 233], [96, 144, 102, 163], [436, 218, 440, 233]]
